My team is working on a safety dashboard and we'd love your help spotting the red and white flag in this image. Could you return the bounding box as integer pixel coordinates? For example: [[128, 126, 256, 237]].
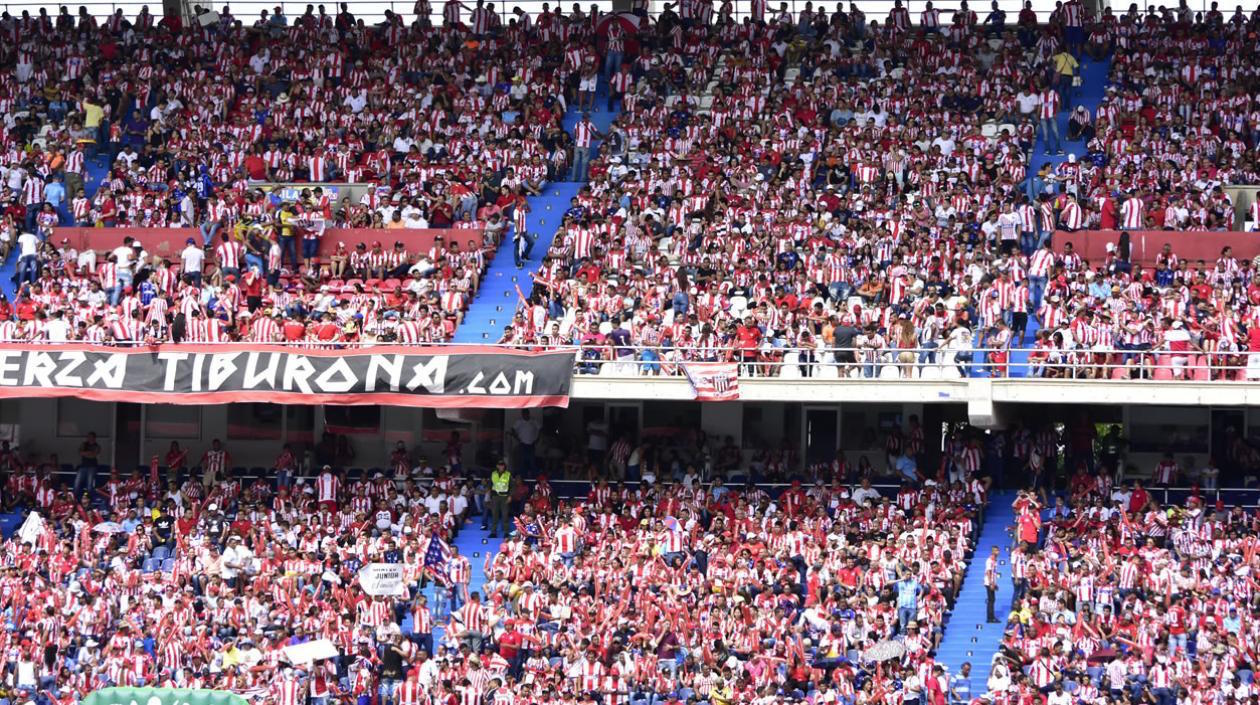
[[683, 362, 740, 402]]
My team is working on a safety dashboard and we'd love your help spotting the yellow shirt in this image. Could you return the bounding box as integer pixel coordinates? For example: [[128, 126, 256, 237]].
[[82, 101, 104, 129], [279, 211, 297, 238], [1053, 52, 1079, 77]]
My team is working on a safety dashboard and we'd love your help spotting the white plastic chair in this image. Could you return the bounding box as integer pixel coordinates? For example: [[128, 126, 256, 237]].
[[780, 352, 801, 380]]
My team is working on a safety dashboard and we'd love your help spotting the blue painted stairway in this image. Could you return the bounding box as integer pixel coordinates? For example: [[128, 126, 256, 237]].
[[404, 522, 496, 645], [455, 182, 586, 342], [0, 137, 115, 297], [936, 490, 1017, 691], [990, 54, 1113, 378], [455, 85, 619, 343]]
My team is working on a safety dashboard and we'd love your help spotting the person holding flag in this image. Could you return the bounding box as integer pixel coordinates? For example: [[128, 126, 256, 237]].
[[422, 531, 453, 617]]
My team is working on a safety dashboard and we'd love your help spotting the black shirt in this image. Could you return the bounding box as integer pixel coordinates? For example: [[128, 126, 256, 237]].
[[154, 514, 175, 541], [380, 645, 405, 679], [832, 325, 861, 351]]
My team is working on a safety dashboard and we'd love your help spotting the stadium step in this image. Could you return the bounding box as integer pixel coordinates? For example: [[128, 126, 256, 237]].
[[935, 490, 1018, 691], [457, 82, 622, 342], [998, 54, 1112, 376], [403, 521, 496, 646], [1027, 54, 1111, 180], [454, 182, 586, 342], [559, 82, 619, 153]]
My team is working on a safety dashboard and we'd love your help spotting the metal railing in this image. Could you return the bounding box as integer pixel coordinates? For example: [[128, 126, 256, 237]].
[[553, 345, 1260, 382], [8, 341, 1259, 382]]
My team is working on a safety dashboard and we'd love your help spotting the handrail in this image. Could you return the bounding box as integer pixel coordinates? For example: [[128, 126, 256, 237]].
[[4, 341, 1257, 382], [527, 480, 1260, 507]]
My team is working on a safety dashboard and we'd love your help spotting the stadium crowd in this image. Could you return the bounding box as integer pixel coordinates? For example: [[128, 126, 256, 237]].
[[0, 415, 998, 705], [0, 0, 599, 343], [0, 0, 1254, 373], [489, 4, 1260, 382], [995, 479, 1260, 705]]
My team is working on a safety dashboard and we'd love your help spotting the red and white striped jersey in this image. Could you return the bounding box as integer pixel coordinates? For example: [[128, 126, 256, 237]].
[[22, 175, 43, 205], [216, 241, 243, 269], [1038, 90, 1060, 119], [1120, 197, 1144, 228], [1029, 249, 1056, 277], [574, 120, 597, 148], [317, 472, 340, 502], [273, 679, 304, 705]]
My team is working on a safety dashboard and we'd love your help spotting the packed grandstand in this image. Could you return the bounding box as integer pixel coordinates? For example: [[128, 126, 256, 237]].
[[0, 0, 1252, 382], [0, 2, 1256, 705]]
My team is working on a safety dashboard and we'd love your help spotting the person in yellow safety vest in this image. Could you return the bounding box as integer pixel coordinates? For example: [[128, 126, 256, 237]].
[[487, 458, 512, 538]]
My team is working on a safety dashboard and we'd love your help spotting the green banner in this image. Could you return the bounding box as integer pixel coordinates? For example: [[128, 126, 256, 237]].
[[83, 689, 250, 705]]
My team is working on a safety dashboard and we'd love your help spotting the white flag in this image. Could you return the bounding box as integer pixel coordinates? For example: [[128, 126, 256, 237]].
[[16, 512, 44, 545]]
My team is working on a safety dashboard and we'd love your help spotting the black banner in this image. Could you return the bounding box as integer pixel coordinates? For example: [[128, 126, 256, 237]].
[[0, 344, 573, 408]]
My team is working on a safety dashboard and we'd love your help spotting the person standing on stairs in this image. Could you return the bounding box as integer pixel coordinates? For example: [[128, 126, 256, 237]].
[[1051, 46, 1080, 111], [487, 457, 512, 538], [604, 21, 625, 84], [609, 62, 633, 112], [1037, 83, 1064, 156], [1061, 0, 1085, 57], [984, 545, 1001, 623], [571, 113, 603, 182], [512, 199, 534, 268], [577, 62, 599, 113], [948, 663, 973, 705]]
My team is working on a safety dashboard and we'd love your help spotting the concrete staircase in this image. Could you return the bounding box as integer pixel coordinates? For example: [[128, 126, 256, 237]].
[[935, 490, 1018, 695]]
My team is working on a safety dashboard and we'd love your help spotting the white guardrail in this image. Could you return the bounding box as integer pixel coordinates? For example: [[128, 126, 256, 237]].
[[5, 341, 1257, 382]]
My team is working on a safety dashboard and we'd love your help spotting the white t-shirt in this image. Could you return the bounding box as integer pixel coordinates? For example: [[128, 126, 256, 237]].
[[181, 244, 205, 274], [998, 212, 1022, 239], [931, 136, 956, 156], [16, 232, 39, 257], [45, 318, 72, 341], [344, 92, 367, 113], [112, 245, 134, 269], [1016, 92, 1039, 114], [852, 486, 881, 505]]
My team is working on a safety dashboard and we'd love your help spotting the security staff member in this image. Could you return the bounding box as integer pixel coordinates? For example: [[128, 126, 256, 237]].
[[488, 458, 512, 538]]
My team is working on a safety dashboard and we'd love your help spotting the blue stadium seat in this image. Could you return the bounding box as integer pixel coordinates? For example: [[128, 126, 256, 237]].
[[142, 557, 161, 573], [161, 558, 176, 572], [152, 545, 170, 561]]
